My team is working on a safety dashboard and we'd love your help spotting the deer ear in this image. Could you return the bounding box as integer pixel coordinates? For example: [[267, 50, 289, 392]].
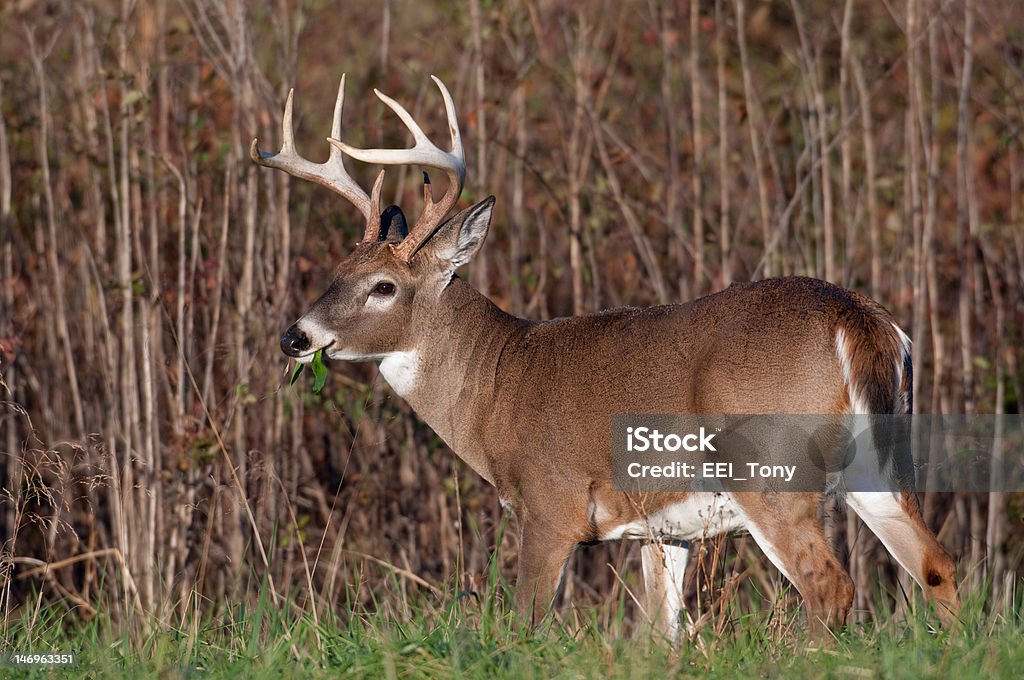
[[418, 196, 495, 270], [379, 205, 409, 242]]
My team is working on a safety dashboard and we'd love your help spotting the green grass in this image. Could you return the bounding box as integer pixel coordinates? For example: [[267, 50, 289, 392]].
[[2, 581, 1022, 679]]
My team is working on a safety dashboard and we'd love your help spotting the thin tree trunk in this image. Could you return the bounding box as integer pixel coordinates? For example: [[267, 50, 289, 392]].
[[0, 79, 17, 572], [982, 240, 1007, 600], [792, 1, 834, 282], [924, 3, 947, 416], [469, 0, 489, 297], [690, 0, 704, 295], [906, 0, 925, 414], [654, 0, 685, 301], [851, 53, 881, 300], [715, 0, 731, 288], [510, 81, 527, 316], [736, 0, 773, 279], [956, 0, 976, 413], [27, 29, 86, 437], [839, 0, 854, 286]]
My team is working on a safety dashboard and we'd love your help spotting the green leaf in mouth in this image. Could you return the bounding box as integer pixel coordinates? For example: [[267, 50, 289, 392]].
[[290, 361, 304, 386], [311, 349, 328, 394], [290, 348, 328, 394]]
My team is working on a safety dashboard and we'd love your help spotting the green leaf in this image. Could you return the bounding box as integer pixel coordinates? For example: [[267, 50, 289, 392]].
[[290, 361, 304, 386], [288, 349, 328, 393], [311, 349, 328, 394]]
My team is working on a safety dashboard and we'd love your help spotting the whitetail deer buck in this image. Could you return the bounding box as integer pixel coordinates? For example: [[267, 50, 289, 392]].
[[252, 75, 959, 638]]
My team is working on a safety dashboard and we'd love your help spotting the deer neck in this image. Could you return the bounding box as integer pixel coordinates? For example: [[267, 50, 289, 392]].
[[377, 277, 527, 484]]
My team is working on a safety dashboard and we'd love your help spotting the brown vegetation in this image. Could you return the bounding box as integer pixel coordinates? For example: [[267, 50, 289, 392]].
[[1, 0, 1021, 634]]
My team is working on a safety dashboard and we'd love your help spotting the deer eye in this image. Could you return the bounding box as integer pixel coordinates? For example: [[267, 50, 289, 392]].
[[372, 281, 396, 296]]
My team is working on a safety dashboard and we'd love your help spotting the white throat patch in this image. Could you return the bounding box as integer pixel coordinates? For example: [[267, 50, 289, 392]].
[[378, 351, 420, 397]]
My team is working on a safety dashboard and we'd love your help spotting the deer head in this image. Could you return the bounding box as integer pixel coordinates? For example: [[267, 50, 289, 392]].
[[251, 75, 494, 368]]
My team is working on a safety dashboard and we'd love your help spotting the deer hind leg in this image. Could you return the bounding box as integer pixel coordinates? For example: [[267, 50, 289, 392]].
[[737, 492, 854, 637], [641, 540, 690, 642], [847, 491, 959, 623]]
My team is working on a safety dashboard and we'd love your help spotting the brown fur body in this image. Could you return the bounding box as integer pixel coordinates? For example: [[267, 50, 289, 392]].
[[388, 272, 958, 631]]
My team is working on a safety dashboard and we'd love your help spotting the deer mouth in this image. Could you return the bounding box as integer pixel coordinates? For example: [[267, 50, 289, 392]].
[[292, 348, 323, 364], [294, 343, 332, 364], [325, 346, 378, 362]]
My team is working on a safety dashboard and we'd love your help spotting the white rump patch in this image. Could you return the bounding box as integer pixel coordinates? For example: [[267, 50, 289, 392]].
[[892, 323, 912, 357], [834, 327, 871, 415], [892, 322, 912, 412], [378, 351, 420, 397]]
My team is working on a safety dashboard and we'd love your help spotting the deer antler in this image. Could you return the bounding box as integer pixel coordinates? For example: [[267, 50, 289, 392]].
[[251, 75, 387, 241], [328, 76, 466, 261]]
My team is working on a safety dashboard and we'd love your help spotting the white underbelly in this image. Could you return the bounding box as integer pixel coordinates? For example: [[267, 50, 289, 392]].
[[601, 492, 746, 541]]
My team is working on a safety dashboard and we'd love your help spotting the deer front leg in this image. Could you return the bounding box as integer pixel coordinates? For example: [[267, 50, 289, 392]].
[[641, 540, 690, 642], [514, 524, 576, 626]]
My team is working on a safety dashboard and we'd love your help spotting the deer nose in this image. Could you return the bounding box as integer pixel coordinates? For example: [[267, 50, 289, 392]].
[[280, 324, 312, 357]]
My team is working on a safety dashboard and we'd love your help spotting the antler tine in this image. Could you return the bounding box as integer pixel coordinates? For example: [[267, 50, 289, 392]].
[[328, 75, 466, 261], [251, 75, 380, 235]]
